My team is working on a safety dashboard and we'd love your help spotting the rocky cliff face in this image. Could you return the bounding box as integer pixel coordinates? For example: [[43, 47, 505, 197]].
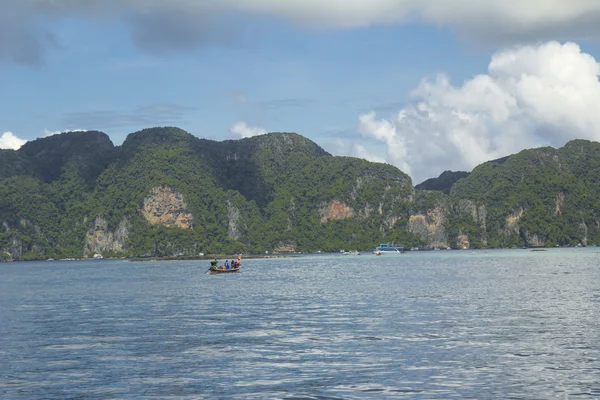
[[409, 207, 448, 248], [555, 192, 565, 215], [578, 222, 589, 246], [83, 215, 130, 256], [523, 232, 544, 247], [1, 236, 23, 259], [227, 201, 243, 239], [274, 240, 297, 253], [456, 233, 470, 249], [506, 208, 524, 235], [319, 200, 354, 223], [456, 199, 480, 224], [141, 185, 193, 229], [0, 220, 42, 258]]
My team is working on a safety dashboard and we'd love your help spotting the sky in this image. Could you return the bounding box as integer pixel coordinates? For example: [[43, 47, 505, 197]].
[[3, 1, 600, 183]]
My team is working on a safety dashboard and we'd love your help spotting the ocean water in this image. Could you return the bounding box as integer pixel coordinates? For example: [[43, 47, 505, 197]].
[[1, 249, 599, 399]]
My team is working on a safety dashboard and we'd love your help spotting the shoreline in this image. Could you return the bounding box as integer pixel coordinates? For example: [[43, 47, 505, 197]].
[[128, 254, 296, 262], [1, 246, 595, 263]]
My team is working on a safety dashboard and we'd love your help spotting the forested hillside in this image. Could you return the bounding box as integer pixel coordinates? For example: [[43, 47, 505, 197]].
[[0, 128, 420, 259], [0, 128, 598, 260], [415, 171, 470, 193], [448, 140, 600, 248]]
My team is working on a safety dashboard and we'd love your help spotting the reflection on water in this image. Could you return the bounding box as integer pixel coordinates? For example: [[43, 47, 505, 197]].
[[1, 249, 599, 399]]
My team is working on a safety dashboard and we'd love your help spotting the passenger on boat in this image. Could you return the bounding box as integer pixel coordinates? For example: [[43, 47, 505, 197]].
[[225, 260, 230, 269]]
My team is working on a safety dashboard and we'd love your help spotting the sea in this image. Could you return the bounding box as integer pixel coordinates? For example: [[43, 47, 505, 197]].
[[1, 249, 599, 399]]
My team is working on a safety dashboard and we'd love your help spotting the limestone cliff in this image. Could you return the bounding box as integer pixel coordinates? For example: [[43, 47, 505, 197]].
[[506, 208, 524, 235], [0, 220, 41, 258], [456, 233, 470, 249], [523, 232, 544, 247], [409, 207, 448, 248], [1, 236, 23, 259], [578, 222, 589, 246], [83, 215, 130, 256], [274, 240, 296, 253], [141, 185, 193, 229], [555, 192, 565, 215], [456, 199, 487, 227], [319, 200, 354, 223], [227, 200, 243, 239]]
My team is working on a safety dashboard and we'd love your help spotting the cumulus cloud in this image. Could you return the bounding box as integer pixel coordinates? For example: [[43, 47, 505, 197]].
[[4, 1, 600, 63], [352, 144, 386, 164], [230, 122, 267, 138], [326, 138, 387, 164], [0, 132, 27, 150], [358, 41, 600, 183]]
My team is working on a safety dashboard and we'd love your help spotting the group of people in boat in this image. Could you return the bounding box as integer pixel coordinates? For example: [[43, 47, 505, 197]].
[[210, 255, 242, 271]]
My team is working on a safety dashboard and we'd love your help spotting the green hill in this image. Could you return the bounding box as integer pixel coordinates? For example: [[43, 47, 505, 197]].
[[415, 170, 470, 193], [1, 128, 599, 260], [0, 127, 419, 259], [449, 140, 600, 247]]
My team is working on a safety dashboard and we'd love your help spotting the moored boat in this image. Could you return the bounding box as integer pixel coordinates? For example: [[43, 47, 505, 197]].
[[374, 243, 405, 254]]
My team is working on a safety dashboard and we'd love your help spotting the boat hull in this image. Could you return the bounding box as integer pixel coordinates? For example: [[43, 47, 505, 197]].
[[373, 249, 404, 255], [209, 266, 241, 274], [374, 243, 405, 253]]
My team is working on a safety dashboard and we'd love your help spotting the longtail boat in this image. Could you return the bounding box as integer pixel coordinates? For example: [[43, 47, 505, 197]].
[[207, 255, 242, 274], [209, 265, 242, 274]]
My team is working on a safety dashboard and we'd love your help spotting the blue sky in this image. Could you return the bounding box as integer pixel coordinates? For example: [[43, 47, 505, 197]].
[[3, 1, 600, 183]]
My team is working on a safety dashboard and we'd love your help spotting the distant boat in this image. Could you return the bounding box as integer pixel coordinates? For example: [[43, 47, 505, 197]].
[[342, 250, 360, 255], [208, 256, 242, 274], [374, 243, 405, 254], [209, 265, 241, 274]]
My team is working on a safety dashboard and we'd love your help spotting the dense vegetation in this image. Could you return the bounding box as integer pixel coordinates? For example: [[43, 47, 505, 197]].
[[0, 128, 420, 259], [1, 128, 598, 260], [449, 140, 600, 247], [415, 170, 470, 193]]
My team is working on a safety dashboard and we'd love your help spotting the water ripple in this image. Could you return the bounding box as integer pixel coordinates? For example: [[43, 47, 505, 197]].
[[1, 249, 599, 399]]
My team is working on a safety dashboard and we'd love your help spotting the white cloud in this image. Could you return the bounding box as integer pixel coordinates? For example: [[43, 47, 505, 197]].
[[5, 1, 600, 63], [358, 113, 411, 174], [358, 41, 600, 183], [230, 122, 267, 138], [326, 138, 387, 164], [47, 1, 600, 38], [0, 132, 27, 150], [352, 144, 386, 164], [225, 0, 600, 43]]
